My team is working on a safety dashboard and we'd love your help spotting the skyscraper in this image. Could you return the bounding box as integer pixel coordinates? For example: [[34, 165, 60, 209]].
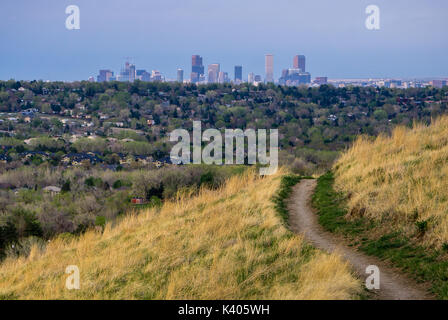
[[97, 70, 114, 82], [218, 71, 229, 84], [234, 65, 242, 82], [191, 55, 204, 83], [136, 69, 151, 81], [293, 55, 306, 72], [265, 54, 274, 83], [431, 80, 447, 88], [177, 68, 184, 83], [151, 70, 163, 81], [278, 68, 311, 85], [208, 63, 220, 83], [129, 64, 136, 82], [118, 62, 136, 82], [248, 72, 255, 84]]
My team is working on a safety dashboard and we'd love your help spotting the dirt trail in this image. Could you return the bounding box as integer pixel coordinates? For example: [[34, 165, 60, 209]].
[[288, 179, 434, 300]]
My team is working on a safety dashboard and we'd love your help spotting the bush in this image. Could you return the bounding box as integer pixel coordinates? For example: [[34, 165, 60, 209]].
[[200, 171, 214, 187], [95, 216, 106, 228], [61, 179, 71, 192], [9, 207, 43, 239], [0, 222, 18, 259], [4, 236, 46, 259], [85, 177, 103, 188], [113, 180, 123, 189], [149, 196, 162, 207], [416, 220, 428, 235]]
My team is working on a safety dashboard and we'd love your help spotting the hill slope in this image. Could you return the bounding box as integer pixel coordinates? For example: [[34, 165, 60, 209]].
[[334, 116, 448, 247], [0, 170, 360, 300]]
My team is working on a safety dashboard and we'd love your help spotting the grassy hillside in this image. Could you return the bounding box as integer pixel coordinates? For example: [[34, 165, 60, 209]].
[[334, 116, 448, 248], [0, 169, 360, 300]]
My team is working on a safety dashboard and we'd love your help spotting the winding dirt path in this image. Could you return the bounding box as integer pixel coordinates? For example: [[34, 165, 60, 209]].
[[288, 179, 434, 300]]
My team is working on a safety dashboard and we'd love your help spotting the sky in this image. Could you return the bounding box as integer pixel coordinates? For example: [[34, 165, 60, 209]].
[[0, 0, 447, 81]]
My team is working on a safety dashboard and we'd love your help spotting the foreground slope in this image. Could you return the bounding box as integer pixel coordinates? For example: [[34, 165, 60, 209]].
[[0, 170, 360, 299], [334, 116, 448, 247]]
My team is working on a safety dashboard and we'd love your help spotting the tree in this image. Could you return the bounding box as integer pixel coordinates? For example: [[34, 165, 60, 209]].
[[61, 179, 71, 192], [373, 109, 388, 121]]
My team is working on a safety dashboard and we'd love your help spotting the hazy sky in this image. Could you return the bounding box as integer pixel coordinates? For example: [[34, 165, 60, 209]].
[[1, 0, 447, 81]]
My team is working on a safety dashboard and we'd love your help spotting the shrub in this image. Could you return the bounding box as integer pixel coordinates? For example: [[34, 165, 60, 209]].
[[200, 171, 214, 187], [61, 179, 71, 192], [416, 220, 428, 235], [113, 180, 123, 189], [4, 236, 46, 259], [95, 216, 106, 228], [85, 177, 103, 188], [149, 196, 162, 207]]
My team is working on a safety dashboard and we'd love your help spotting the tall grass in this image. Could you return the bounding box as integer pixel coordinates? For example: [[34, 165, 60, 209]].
[[334, 116, 448, 247], [0, 169, 360, 299]]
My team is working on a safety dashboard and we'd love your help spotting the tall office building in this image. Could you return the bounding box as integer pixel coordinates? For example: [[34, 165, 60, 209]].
[[136, 69, 151, 81], [234, 65, 242, 82], [129, 64, 136, 82], [191, 55, 204, 83], [432, 80, 447, 88], [118, 62, 136, 82], [265, 54, 274, 83], [293, 55, 306, 72], [97, 70, 114, 82], [248, 72, 255, 84], [208, 63, 220, 83], [218, 71, 229, 84], [278, 68, 311, 85], [177, 68, 184, 83], [151, 70, 164, 81]]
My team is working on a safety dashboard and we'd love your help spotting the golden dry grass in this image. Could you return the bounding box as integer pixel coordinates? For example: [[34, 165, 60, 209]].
[[334, 116, 448, 247], [0, 169, 360, 300]]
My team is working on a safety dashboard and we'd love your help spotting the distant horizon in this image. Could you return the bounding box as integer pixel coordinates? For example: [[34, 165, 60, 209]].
[[1, 0, 447, 81], [3, 73, 447, 83]]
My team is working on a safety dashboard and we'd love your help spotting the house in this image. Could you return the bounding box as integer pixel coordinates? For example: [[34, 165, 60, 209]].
[[62, 153, 103, 166], [21, 151, 50, 162], [43, 186, 61, 196], [153, 160, 163, 168], [131, 197, 146, 204], [118, 153, 132, 165], [134, 155, 153, 165]]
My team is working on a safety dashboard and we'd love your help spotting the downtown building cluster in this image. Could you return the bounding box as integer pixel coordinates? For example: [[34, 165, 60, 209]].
[[92, 56, 446, 89], [190, 54, 315, 86], [96, 62, 164, 83], [94, 53, 322, 86]]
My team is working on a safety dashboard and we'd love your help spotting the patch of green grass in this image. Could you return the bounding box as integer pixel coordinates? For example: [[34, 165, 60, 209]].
[[312, 172, 448, 299], [271, 174, 316, 260], [272, 175, 312, 224]]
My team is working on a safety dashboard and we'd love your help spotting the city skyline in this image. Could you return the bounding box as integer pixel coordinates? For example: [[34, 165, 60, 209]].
[[94, 53, 316, 85], [92, 55, 446, 89]]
